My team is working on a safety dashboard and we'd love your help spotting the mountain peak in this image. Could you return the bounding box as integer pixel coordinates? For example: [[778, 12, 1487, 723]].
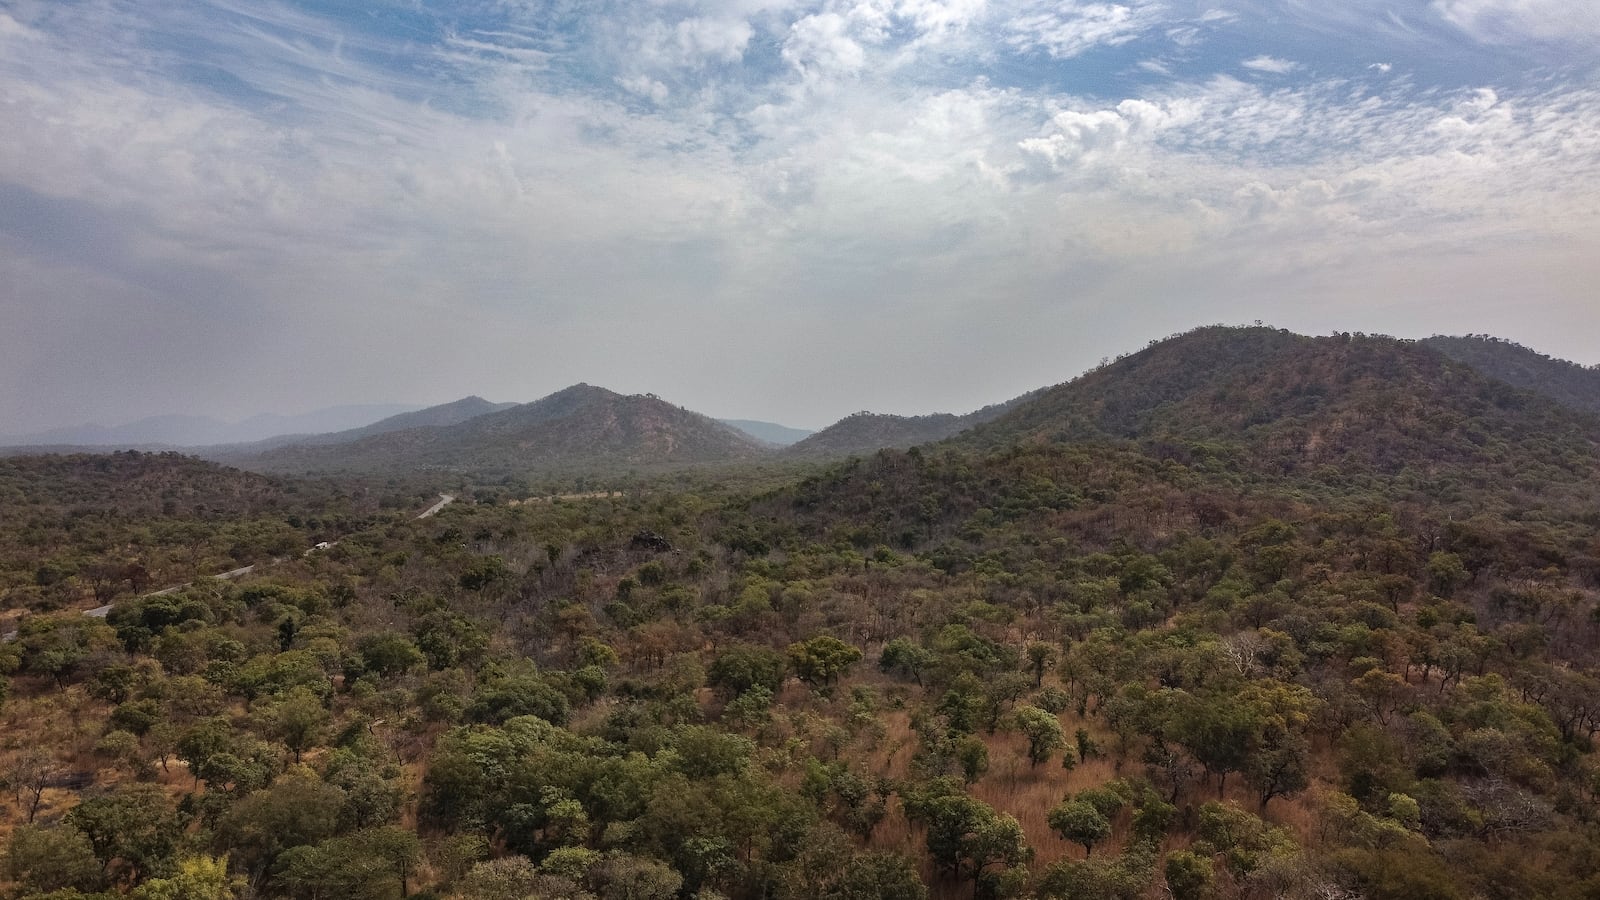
[[238, 384, 769, 474]]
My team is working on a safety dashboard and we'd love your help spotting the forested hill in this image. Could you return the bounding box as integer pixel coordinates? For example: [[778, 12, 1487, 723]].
[[243, 384, 771, 474], [786, 411, 968, 456], [788, 392, 1044, 457], [1421, 335, 1600, 417], [0, 452, 400, 613], [5, 328, 1600, 900], [209, 396, 518, 456], [958, 327, 1600, 477]]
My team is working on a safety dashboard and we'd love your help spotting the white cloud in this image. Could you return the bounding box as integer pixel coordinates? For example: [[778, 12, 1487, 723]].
[[618, 75, 671, 102], [1433, 0, 1600, 42], [1, 0, 1598, 429], [783, 12, 870, 75], [1008, 1, 1167, 59], [1242, 55, 1299, 74], [1368, 62, 1392, 72], [895, 0, 988, 37], [675, 17, 756, 64]]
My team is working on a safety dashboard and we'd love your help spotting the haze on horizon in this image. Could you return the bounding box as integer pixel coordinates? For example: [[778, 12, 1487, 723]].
[[2, 0, 1597, 435]]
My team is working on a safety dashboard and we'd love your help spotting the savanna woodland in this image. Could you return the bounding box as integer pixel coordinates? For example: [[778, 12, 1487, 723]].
[[4, 327, 1600, 900]]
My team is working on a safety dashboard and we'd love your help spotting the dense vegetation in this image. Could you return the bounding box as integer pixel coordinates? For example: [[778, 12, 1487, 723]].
[[1422, 335, 1600, 417], [0, 453, 415, 621], [3, 328, 1600, 900]]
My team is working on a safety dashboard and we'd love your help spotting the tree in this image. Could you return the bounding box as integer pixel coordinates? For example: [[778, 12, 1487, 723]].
[[904, 781, 1031, 891], [880, 638, 935, 686], [278, 827, 422, 900], [1163, 850, 1213, 900], [1012, 706, 1065, 767], [708, 643, 787, 696], [9, 745, 58, 823], [1038, 845, 1156, 900], [66, 783, 180, 885], [131, 855, 243, 900], [1048, 800, 1112, 856], [4, 824, 105, 895], [456, 855, 541, 900], [788, 635, 863, 688], [591, 851, 683, 900], [353, 632, 425, 679], [1246, 729, 1310, 810], [1026, 642, 1058, 687], [254, 686, 330, 763], [216, 769, 346, 882], [1172, 695, 1256, 796], [814, 852, 928, 900]]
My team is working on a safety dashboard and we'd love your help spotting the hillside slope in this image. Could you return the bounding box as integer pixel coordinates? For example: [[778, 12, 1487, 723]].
[[958, 326, 1600, 477], [244, 384, 772, 473], [788, 392, 1044, 457], [1421, 335, 1600, 417], [209, 396, 516, 456]]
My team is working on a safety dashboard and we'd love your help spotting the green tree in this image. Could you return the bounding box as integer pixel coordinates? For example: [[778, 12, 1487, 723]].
[[131, 855, 242, 900], [1047, 800, 1112, 856], [1163, 850, 1213, 900], [903, 780, 1030, 890], [216, 768, 346, 882], [3, 824, 105, 895], [254, 685, 330, 763], [1026, 642, 1057, 688], [826, 852, 928, 900], [65, 783, 180, 885], [880, 638, 935, 686], [353, 632, 425, 679], [708, 643, 787, 696], [1012, 705, 1065, 767], [787, 636, 863, 688]]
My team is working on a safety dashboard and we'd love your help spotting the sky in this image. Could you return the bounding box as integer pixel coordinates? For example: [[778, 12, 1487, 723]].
[[1, 0, 1598, 433]]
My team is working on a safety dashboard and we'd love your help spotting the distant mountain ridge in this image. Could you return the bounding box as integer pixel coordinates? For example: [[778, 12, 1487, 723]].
[[239, 384, 770, 474], [787, 391, 1045, 457], [1421, 335, 1600, 418], [2, 404, 422, 448], [18, 328, 1600, 476], [211, 396, 517, 455], [718, 420, 814, 446]]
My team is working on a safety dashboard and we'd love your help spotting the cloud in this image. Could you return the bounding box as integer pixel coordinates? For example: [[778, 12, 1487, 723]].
[[1242, 55, 1299, 74], [0, 0, 1597, 430], [1008, 1, 1167, 59], [1433, 0, 1600, 42], [783, 12, 872, 76], [618, 75, 671, 102]]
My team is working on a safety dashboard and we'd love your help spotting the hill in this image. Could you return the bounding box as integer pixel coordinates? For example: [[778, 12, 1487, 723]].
[[958, 326, 1600, 478], [718, 419, 815, 446], [0, 403, 420, 447], [1421, 334, 1600, 417], [244, 384, 773, 474], [209, 396, 516, 455], [0, 451, 397, 614], [788, 393, 1042, 457]]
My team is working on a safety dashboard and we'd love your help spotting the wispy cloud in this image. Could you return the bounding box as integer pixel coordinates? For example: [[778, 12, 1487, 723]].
[[1433, 0, 1600, 43], [1007, 1, 1168, 58], [1242, 54, 1299, 74]]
